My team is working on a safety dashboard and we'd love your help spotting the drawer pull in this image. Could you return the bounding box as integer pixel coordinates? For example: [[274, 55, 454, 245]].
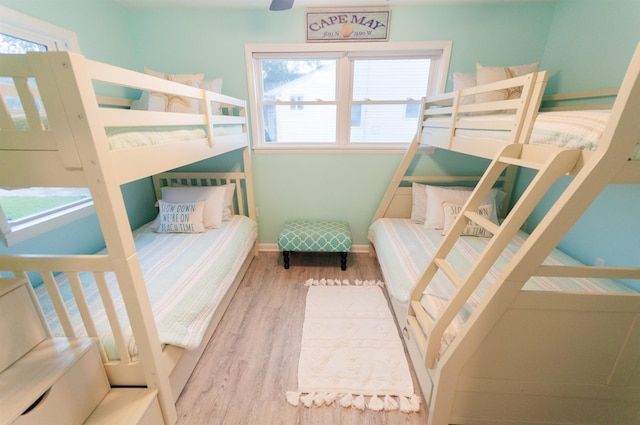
[[22, 389, 50, 415]]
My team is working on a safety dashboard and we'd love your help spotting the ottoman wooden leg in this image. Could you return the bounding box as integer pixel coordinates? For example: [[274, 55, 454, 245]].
[[340, 252, 347, 270], [283, 251, 290, 269]]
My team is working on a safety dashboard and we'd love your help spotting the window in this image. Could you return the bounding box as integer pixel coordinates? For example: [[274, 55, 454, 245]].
[[0, 6, 90, 246], [246, 41, 451, 152]]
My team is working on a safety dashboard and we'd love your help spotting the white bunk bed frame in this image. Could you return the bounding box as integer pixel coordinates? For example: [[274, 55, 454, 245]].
[[0, 51, 257, 425], [372, 44, 640, 424]]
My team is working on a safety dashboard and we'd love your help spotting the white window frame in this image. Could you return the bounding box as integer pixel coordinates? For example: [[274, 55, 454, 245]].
[[245, 41, 452, 154], [0, 6, 93, 246]]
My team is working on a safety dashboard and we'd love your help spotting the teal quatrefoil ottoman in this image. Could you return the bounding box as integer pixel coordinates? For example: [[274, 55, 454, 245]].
[[277, 220, 352, 270]]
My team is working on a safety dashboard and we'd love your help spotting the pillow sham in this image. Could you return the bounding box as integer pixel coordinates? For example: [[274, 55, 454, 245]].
[[156, 200, 205, 233], [131, 67, 204, 114], [222, 183, 236, 221], [411, 182, 427, 224], [442, 202, 494, 237], [453, 72, 476, 91], [200, 78, 223, 115], [161, 185, 226, 229], [423, 185, 502, 230], [170, 182, 236, 221], [475, 61, 540, 105], [452, 72, 477, 106]]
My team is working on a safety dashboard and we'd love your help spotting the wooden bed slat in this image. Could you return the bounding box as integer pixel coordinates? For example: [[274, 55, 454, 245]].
[[41, 272, 76, 338], [94, 272, 132, 365], [406, 315, 428, 358], [535, 264, 640, 279], [410, 300, 434, 340], [0, 82, 16, 130], [14, 76, 45, 131], [67, 272, 99, 339]]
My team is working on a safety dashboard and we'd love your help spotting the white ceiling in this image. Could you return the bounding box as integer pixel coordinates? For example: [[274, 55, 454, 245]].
[[112, 0, 552, 10]]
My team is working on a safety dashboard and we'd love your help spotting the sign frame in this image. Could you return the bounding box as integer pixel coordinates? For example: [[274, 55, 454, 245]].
[[306, 9, 391, 43]]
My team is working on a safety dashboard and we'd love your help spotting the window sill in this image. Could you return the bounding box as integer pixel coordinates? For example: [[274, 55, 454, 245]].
[[2, 201, 95, 247], [253, 145, 436, 155]]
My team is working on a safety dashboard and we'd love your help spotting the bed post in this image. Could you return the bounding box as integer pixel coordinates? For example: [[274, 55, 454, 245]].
[[242, 145, 259, 256], [372, 97, 428, 224], [44, 51, 177, 424]]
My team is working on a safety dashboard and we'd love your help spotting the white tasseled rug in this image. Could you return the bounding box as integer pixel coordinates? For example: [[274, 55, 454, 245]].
[[286, 279, 420, 412]]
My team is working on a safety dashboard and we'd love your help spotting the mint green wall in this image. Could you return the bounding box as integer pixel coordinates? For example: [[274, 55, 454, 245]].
[[122, 3, 553, 245], [515, 0, 640, 289], [4, 0, 636, 284], [541, 0, 640, 94], [0, 0, 135, 66]]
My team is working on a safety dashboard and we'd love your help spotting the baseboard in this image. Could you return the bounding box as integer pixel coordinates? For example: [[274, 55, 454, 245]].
[[258, 243, 370, 253]]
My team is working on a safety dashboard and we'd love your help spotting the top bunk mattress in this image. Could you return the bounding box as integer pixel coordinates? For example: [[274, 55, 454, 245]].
[[8, 115, 244, 150], [35, 215, 257, 360], [106, 125, 242, 150], [423, 110, 640, 159]]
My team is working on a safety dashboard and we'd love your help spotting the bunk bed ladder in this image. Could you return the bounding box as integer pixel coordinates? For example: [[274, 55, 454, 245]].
[[408, 142, 582, 368]]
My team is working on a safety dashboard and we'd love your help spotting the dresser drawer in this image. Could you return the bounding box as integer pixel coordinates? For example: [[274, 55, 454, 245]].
[[14, 342, 110, 425]]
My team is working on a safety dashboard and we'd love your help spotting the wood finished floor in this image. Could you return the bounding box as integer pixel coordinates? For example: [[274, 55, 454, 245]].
[[175, 251, 428, 425]]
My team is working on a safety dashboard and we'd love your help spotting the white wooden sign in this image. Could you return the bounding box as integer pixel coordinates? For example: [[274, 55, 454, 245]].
[[306, 9, 390, 42]]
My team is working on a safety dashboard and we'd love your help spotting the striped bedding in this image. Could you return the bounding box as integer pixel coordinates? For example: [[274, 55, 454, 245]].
[[35, 215, 257, 360], [106, 124, 243, 150], [423, 110, 640, 159], [368, 218, 637, 358]]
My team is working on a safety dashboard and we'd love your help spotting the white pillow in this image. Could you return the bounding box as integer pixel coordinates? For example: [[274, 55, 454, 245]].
[[134, 67, 204, 114], [411, 182, 427, 224], [442, 202, 494, 237], [452, 72, 476, 106], [423, 185, 502, 230], [424, 186, 473, 229], [475, 61, 540, 105], [222, 183, 236, 221], [161, 186, 226, 229], [156, 200, 205, 233], [200, 78, 223, 115], [166, 183, 235, 221]]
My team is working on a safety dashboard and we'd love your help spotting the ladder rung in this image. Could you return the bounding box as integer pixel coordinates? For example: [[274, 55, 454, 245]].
[[434, 258, 462, 288], [464, 210, 500, 235], [411, 299, 434, 336], [406, 316, 427, 358]]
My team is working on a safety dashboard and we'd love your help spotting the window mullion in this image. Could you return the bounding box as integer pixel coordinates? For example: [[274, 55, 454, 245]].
[[335, 55, 352, 146]]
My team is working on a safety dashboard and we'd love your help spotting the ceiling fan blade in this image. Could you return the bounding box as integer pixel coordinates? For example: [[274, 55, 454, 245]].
[[269, 0, 294, 11]]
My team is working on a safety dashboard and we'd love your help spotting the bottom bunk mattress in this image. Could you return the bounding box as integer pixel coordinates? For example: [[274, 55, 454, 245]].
[[35, 215, 257, 360], [368, 218, 637, 357]]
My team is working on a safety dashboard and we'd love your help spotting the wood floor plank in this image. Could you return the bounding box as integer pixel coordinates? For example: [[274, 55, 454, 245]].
[[175, 251, 428, 424]]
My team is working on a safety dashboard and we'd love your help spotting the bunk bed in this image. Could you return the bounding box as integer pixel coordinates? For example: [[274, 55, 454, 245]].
[[369, 44, 640, 425], [0, 51, 257, 425]]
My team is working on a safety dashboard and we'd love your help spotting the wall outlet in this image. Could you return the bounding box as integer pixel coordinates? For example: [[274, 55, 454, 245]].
[[595, 257, 606, 267]]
